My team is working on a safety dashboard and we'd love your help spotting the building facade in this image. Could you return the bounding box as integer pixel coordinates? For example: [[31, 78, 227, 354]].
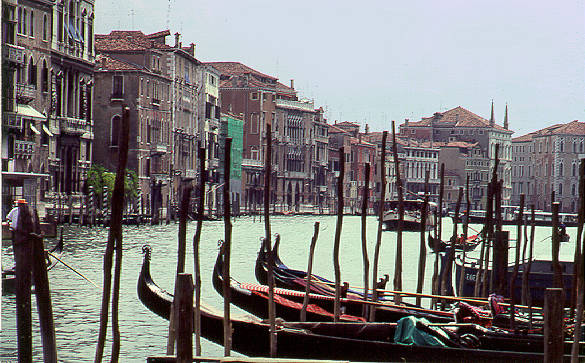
[[399, 105, 513, 209], [218, 111, 244, 215], [511, 120, 585, 212], [94, 30, 173, 217]]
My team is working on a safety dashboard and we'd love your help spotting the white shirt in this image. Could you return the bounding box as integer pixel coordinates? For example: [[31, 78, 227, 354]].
[[6, 206, 20, 231]]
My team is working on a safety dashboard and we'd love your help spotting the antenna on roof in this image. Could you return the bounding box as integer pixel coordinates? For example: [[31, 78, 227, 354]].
[[166, 0, 172, 29], [130, 9, 135, 29]]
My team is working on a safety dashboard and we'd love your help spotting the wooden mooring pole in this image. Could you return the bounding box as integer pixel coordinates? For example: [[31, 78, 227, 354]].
[[193, 147, 206, 356], [175, 273, 193, 363], [551, 202, 563, 292], [301, 222, 320, 322], [544, 288, 564, 363], [493, 230, 509, 296], [391, 121, 403, 303], [431, 163, 444, 308], [95, 104, 130, 363], [457, 175, 471, 297], [509, 194, 524, 330], [14, 204, 33, 363], [360, 163, 370, 318], [570, 159, 585, 363], [333, 146, 345, 322], [31, 211, 57, 362], [263, 125, 277, 357], [370, 131, 387, 322], [222, 138, 233, 356], [416, 170, 429, 307]]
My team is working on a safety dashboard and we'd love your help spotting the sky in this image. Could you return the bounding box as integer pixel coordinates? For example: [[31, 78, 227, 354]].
[[96, 0, 585, 136]]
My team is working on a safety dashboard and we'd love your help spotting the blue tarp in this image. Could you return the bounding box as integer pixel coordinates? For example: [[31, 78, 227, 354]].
[[394, 316, 447, 347]]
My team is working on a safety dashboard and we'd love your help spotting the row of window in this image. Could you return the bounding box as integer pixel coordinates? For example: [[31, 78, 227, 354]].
[[17, 7, 50, 41], [513, 181, 578, 197]]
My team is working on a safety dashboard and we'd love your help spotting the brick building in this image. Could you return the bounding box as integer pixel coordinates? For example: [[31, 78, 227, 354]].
[[399, 104, 513, 209], [94, 30, 173, 216]]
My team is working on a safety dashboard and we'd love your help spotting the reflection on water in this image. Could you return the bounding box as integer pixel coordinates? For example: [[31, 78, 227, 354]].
[[1, 216, 578, 362]]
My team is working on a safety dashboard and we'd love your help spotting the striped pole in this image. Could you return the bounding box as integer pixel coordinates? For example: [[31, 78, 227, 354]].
[[137, 186, 142, 215], [103, 186, 109, 225], [89, 186, 95, 227]]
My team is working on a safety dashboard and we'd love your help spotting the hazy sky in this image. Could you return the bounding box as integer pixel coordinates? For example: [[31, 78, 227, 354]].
[[96, 0, 584, 136]]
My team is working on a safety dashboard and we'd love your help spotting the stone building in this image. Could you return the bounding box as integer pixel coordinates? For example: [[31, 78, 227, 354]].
[[2, 0, 93, 216], [94, 30, 173, 216], [511, 120, 585, 212], [399, 104, 513, 209], [48, 0, 95, 198], [197, 63, 221, 213], [158, 32, 201, 203]]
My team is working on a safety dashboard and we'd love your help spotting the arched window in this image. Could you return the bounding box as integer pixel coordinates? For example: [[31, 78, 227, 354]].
[[28, 57, 37, 86], [572, 184, 576, 196], [41, 60, 48, 92], [111, 115, 120, 146], [18, 7, 23, 34], [43, 14, 48, 40], [29, 10, 34, 36], [23, 9, 27, 35], [559, 141, 564, 152], [558, 183, 563, 196], [558, 163, 563, 176], [573, 163, 577, 177]]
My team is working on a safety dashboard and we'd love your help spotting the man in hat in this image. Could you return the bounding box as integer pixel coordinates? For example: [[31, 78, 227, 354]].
[[6, 199, 26, 231]]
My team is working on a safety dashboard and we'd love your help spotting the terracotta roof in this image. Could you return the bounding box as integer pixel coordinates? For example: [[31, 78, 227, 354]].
[[405, 106, 509, 131], [95, 54, 144, 71], [513, 120, 584, 141], [96, 30, 171, 52], [336, 121, 360, 127], [146, 30, 171, 39], [328, 124, 351, 134], [205, 62, 277, 81]]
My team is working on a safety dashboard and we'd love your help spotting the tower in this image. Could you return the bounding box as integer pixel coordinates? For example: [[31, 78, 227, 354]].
[[503, 104, 509, 130]]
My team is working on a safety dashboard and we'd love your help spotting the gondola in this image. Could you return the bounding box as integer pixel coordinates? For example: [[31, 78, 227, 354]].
[[427, 234, 481, 253], [138, 245, 583, 361], [215, 242, 453, 323], [253, 239, 475, 323], [454, 256, 575, 307], [2, 237, 64, 294]]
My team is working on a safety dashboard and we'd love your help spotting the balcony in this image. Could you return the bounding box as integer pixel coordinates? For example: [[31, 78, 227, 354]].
[[3, 112, 22, 130], [16, 83, 36, 103], [276, 98, 314, 112], [110, 92, 124, 101], [14, 140, 36, 157], [58, 117, 88, 135], [3, 43, 25, 65], [184, 169, 197, 180], [150, 143, 168, 156], [152, 98, 160, 107]]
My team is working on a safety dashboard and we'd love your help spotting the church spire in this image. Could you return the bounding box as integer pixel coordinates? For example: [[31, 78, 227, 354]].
[[504, 103, 509, 130], [489, 99, 495, 127]]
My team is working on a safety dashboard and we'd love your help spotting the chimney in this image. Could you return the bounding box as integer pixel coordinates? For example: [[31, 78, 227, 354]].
[[189, 43, 195, 57], [365, 124, 370, 134], [150, 40, 155, 48], [405, 118, 409, 126], [174, 32, 180, 48], [290, 79, 294, 89]]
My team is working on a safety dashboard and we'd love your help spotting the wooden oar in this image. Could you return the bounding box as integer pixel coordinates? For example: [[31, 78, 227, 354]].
[[46, 251, 100, 288]]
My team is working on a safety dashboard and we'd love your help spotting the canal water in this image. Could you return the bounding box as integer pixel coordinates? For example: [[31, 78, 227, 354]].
[[1, 216, 579, 362]]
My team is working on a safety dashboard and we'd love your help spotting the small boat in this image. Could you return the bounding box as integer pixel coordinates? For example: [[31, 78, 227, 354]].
[[138, 246, 582, 361], [381, 199, 436, 231], [452, 209, 579, 228], [454, 257, 575, 307], [2, 238, 64, 294], [253, 239, 465, 324], [427, 234, 481, 253]]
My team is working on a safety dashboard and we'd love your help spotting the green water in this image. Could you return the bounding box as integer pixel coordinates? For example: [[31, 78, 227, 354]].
[[0, 216, 578, 361]]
